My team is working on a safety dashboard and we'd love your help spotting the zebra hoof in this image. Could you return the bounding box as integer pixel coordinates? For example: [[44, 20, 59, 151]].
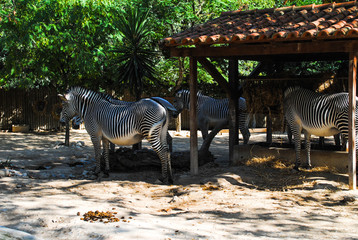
[[291, 166, 299, 173], [303, 165, 312, 170], [154, 179, 164, 184], [155, 177, 173, 185], [167, 178, 174, 185], [96, 171, 109, 179]]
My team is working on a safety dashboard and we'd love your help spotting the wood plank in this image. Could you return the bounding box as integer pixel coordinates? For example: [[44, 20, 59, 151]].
[[348, 51, 357, 190], [189, 57, 199, 175], [168, 40, 357, 58]]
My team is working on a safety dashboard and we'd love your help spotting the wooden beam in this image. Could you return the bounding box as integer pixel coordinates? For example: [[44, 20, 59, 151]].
[[248, 62, 264, 77], [189, 57, 198, 175], [348, 51, 357, 190], [228, 58, 239, 165], [168, 40, 357, 58], [197, 57, 230, 94]]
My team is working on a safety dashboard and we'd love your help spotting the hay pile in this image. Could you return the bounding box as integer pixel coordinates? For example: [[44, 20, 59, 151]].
[[245, 156, 293, 170], [243, 81, 284, 131], [244, 155, 340, 190]]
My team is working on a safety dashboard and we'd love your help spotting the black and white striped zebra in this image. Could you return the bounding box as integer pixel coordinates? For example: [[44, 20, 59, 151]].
[[70, 96, 178, 152], [284, 87, 358, 170], [173, 90, 250, 144], [58, 87, 173, 184]]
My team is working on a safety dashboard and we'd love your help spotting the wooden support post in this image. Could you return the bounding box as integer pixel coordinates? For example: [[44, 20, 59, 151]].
[[175, 113, 181, 132], [189, 57, 198, 175], [228, 58, 239, 165], [348, 51, 357, 190], [266, 114, 272, 144]]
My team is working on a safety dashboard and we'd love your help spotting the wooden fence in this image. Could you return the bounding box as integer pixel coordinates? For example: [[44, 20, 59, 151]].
[[0, 87, 62, 131], [0, 88, 193, 131]]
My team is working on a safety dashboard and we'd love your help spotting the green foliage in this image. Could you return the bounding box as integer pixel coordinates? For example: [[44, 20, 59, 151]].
[[0, 0, 341, 95], [236, 0, 325, 9], [112, 6, 157, 99], [0, 0, 122, 89]]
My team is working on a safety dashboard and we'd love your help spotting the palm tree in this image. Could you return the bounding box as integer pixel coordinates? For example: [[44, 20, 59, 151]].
[[114, 6, 157, 100], [114, 7, 158, 150]]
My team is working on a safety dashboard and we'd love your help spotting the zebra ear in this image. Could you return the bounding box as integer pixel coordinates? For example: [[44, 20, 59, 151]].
[[58, 94, 67, 102], [176, 91, 182, 98]]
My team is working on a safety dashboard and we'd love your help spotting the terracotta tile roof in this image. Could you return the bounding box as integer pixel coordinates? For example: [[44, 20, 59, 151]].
[[160, 1, 358, 48]]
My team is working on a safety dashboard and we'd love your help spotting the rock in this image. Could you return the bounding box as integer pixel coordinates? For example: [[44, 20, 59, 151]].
[[340, 195, 358, 204], [0, 169, 10, 177], [313, 180, 339, 191], [169, 196, 179, 203], [0, 226, 40, 240]]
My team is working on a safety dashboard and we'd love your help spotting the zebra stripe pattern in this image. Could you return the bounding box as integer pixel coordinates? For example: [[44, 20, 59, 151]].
[[284, 87, 358, 170], [70, 95, 178, 152], [59, 87, 173, 184], [173, 90, 250, 144]]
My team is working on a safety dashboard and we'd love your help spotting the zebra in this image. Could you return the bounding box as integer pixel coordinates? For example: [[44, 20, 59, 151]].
[[70, 96, 178, 152], [58, 87, 173, 184], [173, 90, 250, 144], [284, 87, 358, 170]]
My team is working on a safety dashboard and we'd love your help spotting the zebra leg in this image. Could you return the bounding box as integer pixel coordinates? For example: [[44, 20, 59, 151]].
[[239, 112, 250, 144], [198, 118, 209, 140], [200, 121, 226, 153], [153, 144, 172, 184], [341, 134, 347, 151], [239, 124, 250, 144], [304, 131, 312, 169], [90, 135, 103, 176], [287, 124, 293, 144], [110, 142, 115, 152], [102, 137, 110, 177], [166, 152, 173, 184], [147, 127, 173, 184], [166, 132, 173, 153], [334, 133, 340, 146], [292, 125, 302, 171]]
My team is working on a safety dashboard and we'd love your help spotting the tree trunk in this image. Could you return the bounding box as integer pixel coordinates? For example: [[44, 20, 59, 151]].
[[175, 113, 181, 132], [65, 122, 70, 147]]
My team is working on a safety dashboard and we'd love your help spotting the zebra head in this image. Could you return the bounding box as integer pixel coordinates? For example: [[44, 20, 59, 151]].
[[173, 90, 190, 113], [58, 92, 77, 126]]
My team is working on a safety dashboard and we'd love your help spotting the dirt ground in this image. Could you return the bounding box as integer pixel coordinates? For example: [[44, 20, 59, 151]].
[[1, 130, 358, 240]]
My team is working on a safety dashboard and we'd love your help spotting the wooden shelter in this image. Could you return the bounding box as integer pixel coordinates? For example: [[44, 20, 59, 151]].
[[160, 1, 358, 189]]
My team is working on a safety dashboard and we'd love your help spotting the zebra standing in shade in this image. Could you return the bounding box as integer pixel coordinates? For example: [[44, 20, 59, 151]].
[[58, 87, 173, 184], [173, 90, 250, 144], [284, 87, 358, 170], [70, 96, 178, 152]]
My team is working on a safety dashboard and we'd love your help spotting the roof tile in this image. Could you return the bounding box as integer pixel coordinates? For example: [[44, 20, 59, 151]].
[[161, 1, 358, 48]]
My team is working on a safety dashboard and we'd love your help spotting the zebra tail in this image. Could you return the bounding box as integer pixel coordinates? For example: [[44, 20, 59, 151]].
[[148, 116, 167, 139]]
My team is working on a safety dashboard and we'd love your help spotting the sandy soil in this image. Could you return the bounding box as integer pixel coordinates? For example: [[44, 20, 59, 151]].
[[1, 130, 358, 240]]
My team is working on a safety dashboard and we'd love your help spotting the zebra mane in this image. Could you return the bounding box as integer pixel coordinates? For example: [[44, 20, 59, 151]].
[[68, 87, 119, 103], [177, 89, 203, 97], [284, 86, 301, 98]]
